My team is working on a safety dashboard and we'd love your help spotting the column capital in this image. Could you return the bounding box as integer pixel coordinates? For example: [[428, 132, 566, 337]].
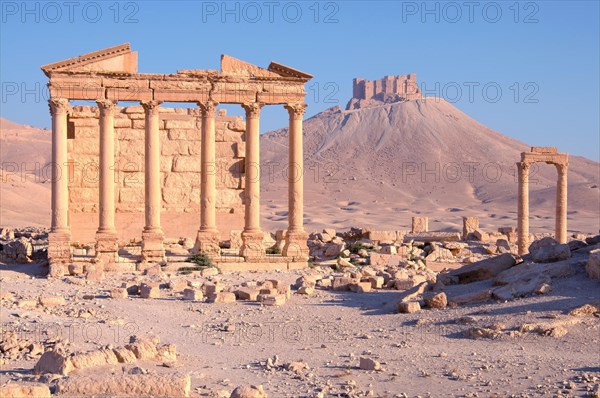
[[555, 162, 568, 175], [198, 100, 219, 114], [96, 99, 117, 115], [140, 100, 162, 114], [242, 102, 264, 119], [517, 161, 531, 172], [48, 98, 70, 116], [285, 103, 307, 119]]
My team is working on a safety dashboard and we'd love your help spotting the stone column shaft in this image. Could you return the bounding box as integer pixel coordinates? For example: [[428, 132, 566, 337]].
[[50, 98, 70, 233], [283, 104, 309, 259], [200, 101, 217, 232], [194, 101, 220, 255], [95, 100, 119, 264], [143, 101, 162, 232], [140, 100, 164, 263], [240, 102, 264, 259], [555, 163, 568, 243], [97, 100, 117, 233], [48, 98, 72, 277], [517, 162, 530, 255], [287, 105, 305, 233]]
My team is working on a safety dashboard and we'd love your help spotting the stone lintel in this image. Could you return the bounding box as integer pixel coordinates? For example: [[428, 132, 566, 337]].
[[48, 72, 305, 104], [531, 146, 557, 154], [521, 152, 568, 165]]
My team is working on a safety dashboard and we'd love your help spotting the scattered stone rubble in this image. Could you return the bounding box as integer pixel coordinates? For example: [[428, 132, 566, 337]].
[[34, 335, 177, 376], [0, 227, 48, 264], [0, 325, 61, 365], [1, 224, 599, 396]]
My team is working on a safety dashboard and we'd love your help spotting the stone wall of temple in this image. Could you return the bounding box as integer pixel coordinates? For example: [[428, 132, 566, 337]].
[[66, 106, 246, 242]]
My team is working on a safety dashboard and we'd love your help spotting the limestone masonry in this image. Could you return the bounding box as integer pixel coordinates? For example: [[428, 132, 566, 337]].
[[347, 74, 422, 109]]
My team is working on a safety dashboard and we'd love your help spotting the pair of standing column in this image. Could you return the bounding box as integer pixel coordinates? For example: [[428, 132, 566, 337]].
[[95, 99, 164, 264], [238, 102, 309, 260], [517, 161, 568, 255]]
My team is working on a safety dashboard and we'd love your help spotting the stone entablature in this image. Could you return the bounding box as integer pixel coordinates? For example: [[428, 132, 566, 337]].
[[42, 46, 309, 105], [43, 43, 313, 276], [517, 146, 569, 255]]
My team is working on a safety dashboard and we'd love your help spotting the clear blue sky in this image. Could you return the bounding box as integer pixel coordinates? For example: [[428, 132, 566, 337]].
[[1, 0, 599, 160]]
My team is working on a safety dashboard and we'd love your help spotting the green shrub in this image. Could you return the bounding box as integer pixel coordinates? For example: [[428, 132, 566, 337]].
[[348, 242, 371, 254], [178, 266, 201, 275], [265, 247, 281, 255], [185, 253, 213, 268]]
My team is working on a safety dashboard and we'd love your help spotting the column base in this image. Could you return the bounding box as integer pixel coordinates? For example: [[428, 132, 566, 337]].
[[194, 230, 221, 257], [141, 230, 165, 263], [48, 230, 72, 278], [240, 230, 265, 260], [95, 230, 118, 265], [282, 230, 309, 260]]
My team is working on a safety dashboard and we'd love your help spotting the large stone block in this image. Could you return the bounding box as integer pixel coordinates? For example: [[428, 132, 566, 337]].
[[163, 187, 190, 205], [164, 172, 198, 189], [367, 230, 397, 242], [444, 253, 516, 284], [119, 187, 144, 203], [234, 142, 246, 158], [70, 117, 99, 127], [172, 156, 201, 172], [117, 128, 145, 141], [70, 187, 98, 204], [215, 142, 236, 158], [164, 119, 196, 129], [168, 129, 200, 141], [162, 140, 189, 156], [217, 128, 244, 142], [586, 249, 600, 279], [72, 138, 99, 155], [0, 383, 51, 398], [75, 127, 99, 138], [56, 374, 191, 397], [216, 189, 242, 208], [114, 118, 132, 128], [411, 217, 428, 233], [463, 217, 479, 239]]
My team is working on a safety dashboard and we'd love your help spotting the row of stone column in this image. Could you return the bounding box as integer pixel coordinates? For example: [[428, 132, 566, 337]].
[[517, 161, 568, 255], [47, 98, 309, 267]]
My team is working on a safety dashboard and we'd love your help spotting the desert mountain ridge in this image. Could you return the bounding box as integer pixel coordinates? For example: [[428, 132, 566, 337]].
[[260, 96, 599, 234]]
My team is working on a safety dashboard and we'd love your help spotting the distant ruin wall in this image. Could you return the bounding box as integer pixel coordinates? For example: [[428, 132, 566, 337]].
[[352, 74, 421, 101], [66, 106, 246, 243]]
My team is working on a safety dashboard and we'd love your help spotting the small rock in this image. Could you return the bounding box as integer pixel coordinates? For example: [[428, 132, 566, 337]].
[[359, 357, 381, 371], [182, 288, 204, 301], [423, 292, 447, 309], [397, 301, 421, 314], [208, 292, 236, 304], [230, 385, 268, 398]]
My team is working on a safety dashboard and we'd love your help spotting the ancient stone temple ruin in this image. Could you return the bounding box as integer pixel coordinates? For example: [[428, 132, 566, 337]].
[[41, 43, 312, 275], [517, 147, 569, 255]]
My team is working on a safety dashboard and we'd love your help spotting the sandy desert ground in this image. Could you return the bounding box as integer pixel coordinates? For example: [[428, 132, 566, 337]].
[[1, 237, 599, 397]]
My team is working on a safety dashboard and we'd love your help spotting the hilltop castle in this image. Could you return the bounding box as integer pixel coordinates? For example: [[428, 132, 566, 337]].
[[347, 74, 422, 109]]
